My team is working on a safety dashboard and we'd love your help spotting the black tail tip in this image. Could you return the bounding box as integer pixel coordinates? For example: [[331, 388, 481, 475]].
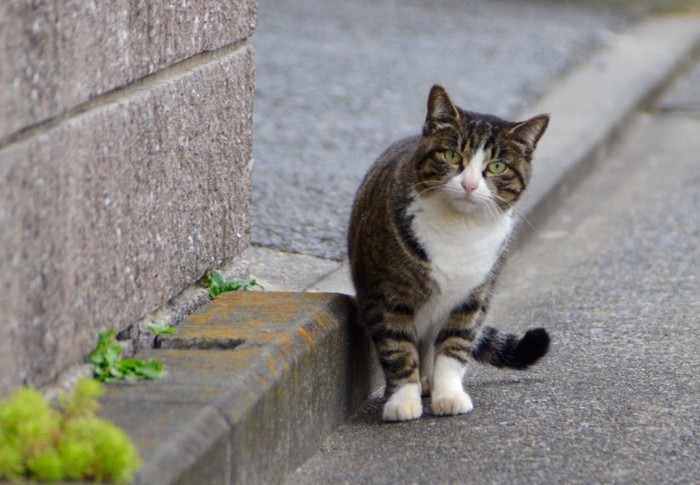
[[514, 327, 550, 368]]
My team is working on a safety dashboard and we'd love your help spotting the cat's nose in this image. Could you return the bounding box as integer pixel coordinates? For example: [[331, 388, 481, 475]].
[[461, 179, 479, 193]]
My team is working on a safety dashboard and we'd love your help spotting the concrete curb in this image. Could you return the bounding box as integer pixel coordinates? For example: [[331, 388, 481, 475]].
[[98, 15, 700, 485], [100, 292, 371, 485]]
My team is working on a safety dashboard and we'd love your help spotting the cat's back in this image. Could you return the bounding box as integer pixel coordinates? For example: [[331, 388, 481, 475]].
[[348, 135, 422, 291], [349, 135, 419, 239], [353, 135, 420, 202]]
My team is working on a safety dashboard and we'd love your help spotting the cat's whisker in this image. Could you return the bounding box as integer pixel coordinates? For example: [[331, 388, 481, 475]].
[[487, 203, 504, 222], [415, 185, 445, 199], [490, 193, 539, 233], [462, 192, 502, 222], [487, 201, 503, 222]]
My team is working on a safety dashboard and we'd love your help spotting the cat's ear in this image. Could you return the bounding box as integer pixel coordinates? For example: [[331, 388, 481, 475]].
[[509, 114, 549, 149], [424, 85, 460, 135]]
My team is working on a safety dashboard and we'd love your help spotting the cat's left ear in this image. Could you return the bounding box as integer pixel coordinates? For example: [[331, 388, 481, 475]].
[[509, 114, 549, 149]]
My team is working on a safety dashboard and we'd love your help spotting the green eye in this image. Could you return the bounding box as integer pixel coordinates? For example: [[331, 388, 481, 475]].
[[443, 150, 462, 165], [487, 161, 507, 174]]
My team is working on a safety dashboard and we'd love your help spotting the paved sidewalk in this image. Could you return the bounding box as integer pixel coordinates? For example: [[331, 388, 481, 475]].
[[283, 57, 700, 485]]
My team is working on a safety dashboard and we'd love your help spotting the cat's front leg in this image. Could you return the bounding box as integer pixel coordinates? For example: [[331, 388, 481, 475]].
[[383, 382, 422, 422], [431, 354, 473, 416], [429, 285, 494, 416], [430, 307, 483, 416], [366, 310, 423, 421], [379, 336, 422, 421]]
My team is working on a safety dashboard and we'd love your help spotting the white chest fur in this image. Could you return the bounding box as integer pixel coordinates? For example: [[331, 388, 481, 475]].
[[407, 196, 513, 338]]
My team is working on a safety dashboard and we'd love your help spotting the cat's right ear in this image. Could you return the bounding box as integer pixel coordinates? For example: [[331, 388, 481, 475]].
[[424, 85, 460, 135]]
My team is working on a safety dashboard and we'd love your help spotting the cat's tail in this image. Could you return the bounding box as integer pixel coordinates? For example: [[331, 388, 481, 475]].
[[471, 326, 550, 369]]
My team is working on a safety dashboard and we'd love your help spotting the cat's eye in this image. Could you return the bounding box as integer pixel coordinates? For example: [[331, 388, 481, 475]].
[[487, 161, 507, 174], [442, 150, 462, 165]]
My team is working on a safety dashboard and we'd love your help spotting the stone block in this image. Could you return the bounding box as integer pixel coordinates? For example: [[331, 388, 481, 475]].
[[0, 44, 254, 396], [100, 400, 231, 485], [0, 0, 258, 140], [164, 292, 369, 485], [100, 292, 372, 484]]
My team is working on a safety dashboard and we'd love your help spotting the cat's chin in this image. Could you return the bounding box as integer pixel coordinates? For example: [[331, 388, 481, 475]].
[[449, 202, 480, 216], [445, 195, 494, 218]]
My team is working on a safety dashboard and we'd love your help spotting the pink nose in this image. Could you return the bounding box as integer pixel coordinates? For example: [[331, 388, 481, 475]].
[[461, 180, 479, 193]]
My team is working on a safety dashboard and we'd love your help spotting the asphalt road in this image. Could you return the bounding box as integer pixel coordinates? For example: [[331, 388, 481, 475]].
[[251, 0, 626, 260], [282, 63, 700, 484]]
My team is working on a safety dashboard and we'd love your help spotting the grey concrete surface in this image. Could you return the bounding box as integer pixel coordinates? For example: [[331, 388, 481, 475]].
[[656, 54, 700, 116], [0, 0, 257, 142], [0, 44, 254, 396], [282, 64, 700, 484], [251, 0, 629, 260], [238, 246, 342, 291]]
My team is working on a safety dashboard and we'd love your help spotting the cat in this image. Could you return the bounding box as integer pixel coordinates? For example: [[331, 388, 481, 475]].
[[348, 85, 550, 422]]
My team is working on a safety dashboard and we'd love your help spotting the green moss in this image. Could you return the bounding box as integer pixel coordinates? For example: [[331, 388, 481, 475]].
[[61, 376, 104, 419], [92, 420, 142, 482], [14, 411, 61, 458], [0, 386, 55, 434], [57, 438, 94, 480], [0, 380, 142, 483], [0, 442, 23, 479], [27, 449, 65, 482]]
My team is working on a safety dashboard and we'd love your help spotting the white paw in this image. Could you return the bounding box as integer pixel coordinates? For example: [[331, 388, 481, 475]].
[[383, 383, 422, 422], [431, 392, 473, 416], [383, 398, 422, 422]]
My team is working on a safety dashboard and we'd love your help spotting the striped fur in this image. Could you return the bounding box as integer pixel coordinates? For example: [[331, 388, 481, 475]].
[[348, 85, 549, 421]]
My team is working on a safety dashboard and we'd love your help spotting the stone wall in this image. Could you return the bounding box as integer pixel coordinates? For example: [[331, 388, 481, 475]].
[[0, 1, 257, 397]]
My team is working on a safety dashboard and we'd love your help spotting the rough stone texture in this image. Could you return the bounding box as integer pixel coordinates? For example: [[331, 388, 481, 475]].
[[0, 0, 258, 141], [99, 291, 371, 485], [0, 44, 255, 396]]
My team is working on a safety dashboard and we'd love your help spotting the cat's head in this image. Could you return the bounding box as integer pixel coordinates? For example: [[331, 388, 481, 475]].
[[414, 85, 548, 217]]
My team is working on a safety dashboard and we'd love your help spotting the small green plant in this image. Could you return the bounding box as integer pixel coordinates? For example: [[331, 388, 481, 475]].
[[204, 270, 263, 298], [145, 322, 176, 337], [88, 330, 166, 383], [0, 379, 142, 483]]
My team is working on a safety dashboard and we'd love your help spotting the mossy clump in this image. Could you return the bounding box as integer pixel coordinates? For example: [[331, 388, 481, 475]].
[[0, 379, 142, 483]]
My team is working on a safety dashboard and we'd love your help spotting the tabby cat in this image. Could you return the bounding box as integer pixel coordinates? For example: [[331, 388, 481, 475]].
[[348, 85, 550, 422]]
